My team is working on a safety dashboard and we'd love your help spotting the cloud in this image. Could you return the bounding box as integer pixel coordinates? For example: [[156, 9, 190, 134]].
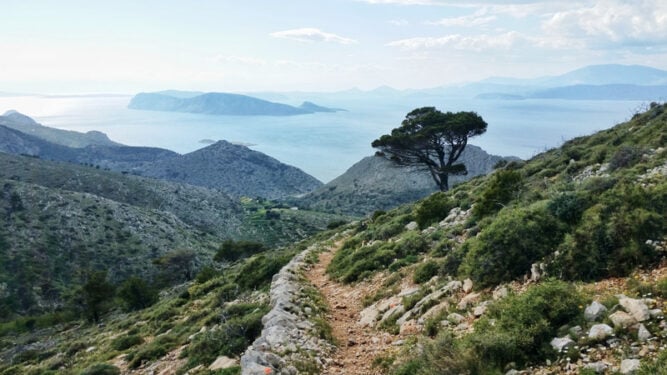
[[270, 28, 358, 44], [389, 19, 409, 26], [387, 31, 526, 51], [542, 0, 667, 47], [428, 8, 497, 27]]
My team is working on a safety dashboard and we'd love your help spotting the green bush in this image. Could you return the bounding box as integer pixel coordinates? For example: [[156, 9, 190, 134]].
[[214, 240, 267, 262], [235, 253, 291, 291], [110, 334, 144, 351], [547, 192, 587, 224], [117, 277, 157, 311], [80, 363, 120, 375], [609, 146, 642, 171], [460, 204, 565, 287], [415, 192, 453, 229], [128, 334, 178, 369], [413, 261, 439, 284], [473, 170, 523, 218], [195, 266, 219, 284]]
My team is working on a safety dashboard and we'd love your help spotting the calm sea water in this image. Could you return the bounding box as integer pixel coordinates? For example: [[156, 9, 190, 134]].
[[0, 95, 646, 182]]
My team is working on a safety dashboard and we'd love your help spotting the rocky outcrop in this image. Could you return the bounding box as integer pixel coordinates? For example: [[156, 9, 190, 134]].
[[241, 241, 336, 375]]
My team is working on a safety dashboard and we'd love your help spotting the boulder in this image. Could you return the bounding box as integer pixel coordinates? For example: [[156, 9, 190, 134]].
[[492, 286, 508, 300], [584, 301, 608, 322], [209, 356, 238, 371], [550, 337, 575, 352], [457, 292, 481, 310], [620, 359, 641, 374], [405, 221, 419, 231], [588, 324, 614, 341], [583, 362, 608, 374], [619, 296, 650, 322], [473, 304, 487, 317], [463, 279, 473, 293], [637, 323, 652, 342], [447, 313, 465, 324], [609, 311, 638, 329]]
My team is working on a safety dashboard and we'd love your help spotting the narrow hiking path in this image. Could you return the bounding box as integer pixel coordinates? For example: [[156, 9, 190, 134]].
[[305, 247, 399, 375]]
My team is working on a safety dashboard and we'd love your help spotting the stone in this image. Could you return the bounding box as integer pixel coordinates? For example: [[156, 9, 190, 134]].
[[380, 304, 405, 323], [620, 359, 641, 374], [649, 308, 664, 319], [463, 278, 473, 293], [588, 324, 614, 341], [609, 311, 638, 329], [583, 361, 608, 374], [569, 325, 584, 338], [530, 263, 542, 282], [447, 313, 465, 324], [584, 301, 608, 322], [619, 296, 650, 322], [492, 286, 508, 300], [405, 221, 419, 231], [637, 324, 652, 342], [445, 280, 463, 293], [398, 286, 420, 297], [209, 356, 238, 371], [550, 336, 575, 352], [457, 292, 481, 310], [473, 304, 487, 317]]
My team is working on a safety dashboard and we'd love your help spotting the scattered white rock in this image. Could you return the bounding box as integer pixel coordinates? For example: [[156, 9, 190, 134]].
[[398, 286, 420, 297], [609, 311, 638, 329], [209, 356, 238, 371], [550, 337, 575, 352], [463, 279, 473, 293], [405, 221, 419, 231], [457, 292, 481, 310], [588, 324, 614, 341], [492, 286, 508, 300], [649, 308, 664, 319], [619, 296, 650, 322], [473, 304, 487, 317], [447, 312, 465, 324], [583, 361, 608, 374], [620, 358, 641, 374], [85, 346, 96, 353], [637, 323, 652, 342], [584, 301, 608, 322]]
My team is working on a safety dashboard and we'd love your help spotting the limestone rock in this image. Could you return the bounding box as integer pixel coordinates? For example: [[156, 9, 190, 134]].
[[609, 311, 638, 329], [447, 313, 466, 324], [619, 296, 650, 322], [550, 337, 575, 352], [583, 362, 608, 374], [588, 324, 614, 341], [620, 359, 641, 374], [492, 286, 508, 300], [637, 323, 652, 341], [457, 292, 481, 310], [584, 301, 608, 322], [463, 279, 473, 293], [473, 304, 487, 317], [209, 356, 238, 371], [405, 221, 419, 231]]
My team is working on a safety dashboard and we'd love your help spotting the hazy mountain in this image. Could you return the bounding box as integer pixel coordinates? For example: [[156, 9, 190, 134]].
[[298, 101, 346, 112], [529, 84, 667, 100], [128, 91, 339, 116], [0, 110, 120, 148], [143, 140, 323, 199], [298, 145, 511, 216]]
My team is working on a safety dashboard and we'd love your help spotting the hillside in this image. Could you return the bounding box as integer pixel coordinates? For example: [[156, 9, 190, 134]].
[[128, 92, 340, 116], [0, 114, 322, 199], [0, 110, 120, 148], [298, 144, 510, 216], [0, 152, 343, 318], [141, 140, 323, 199]]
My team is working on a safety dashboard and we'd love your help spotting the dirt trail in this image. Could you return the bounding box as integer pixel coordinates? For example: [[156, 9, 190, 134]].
[[305, 247, 398, 375]]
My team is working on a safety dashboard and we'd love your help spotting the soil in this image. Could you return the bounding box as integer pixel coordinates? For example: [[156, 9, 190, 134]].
[[305, 247, 400, 375]]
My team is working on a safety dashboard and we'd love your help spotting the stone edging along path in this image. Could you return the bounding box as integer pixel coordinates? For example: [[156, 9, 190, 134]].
[[240, 236, 344, 375]]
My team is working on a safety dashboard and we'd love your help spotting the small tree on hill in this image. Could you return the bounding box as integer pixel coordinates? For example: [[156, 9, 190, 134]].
[[372, 107, 488, 191], [82, 271, 115, 322]]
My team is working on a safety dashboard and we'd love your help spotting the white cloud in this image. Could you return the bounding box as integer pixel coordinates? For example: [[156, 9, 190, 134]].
[[543, 0, 667, 47], [428, 8, 497, 27], [270, 28, 358, 44], [387, 31, 526, 51], [389, 19, 409, 26]]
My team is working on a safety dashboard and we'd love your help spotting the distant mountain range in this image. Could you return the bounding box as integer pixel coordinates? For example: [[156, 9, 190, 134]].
[[128, 91, 346, 116], [0, 112, 322, 199], [297, 145, 514, 216]]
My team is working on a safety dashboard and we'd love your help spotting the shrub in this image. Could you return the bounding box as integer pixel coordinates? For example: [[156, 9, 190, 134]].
[[117, 277, 157, 311], [194, 266, 219, 284], [214, 240, 267, 262], [609, 146, 642, 171], [415, 192, 453, 229], [460, 204, 565, 287], [235, 253, 291, 291], [110, 334, 143, 351], [80, 363, 120, 375], [547, 192, 587, 224], [128, 334, 178, 369], [413, 261, 439, 284], [473, 170, 523, 218], [326, 220, 348, 230]]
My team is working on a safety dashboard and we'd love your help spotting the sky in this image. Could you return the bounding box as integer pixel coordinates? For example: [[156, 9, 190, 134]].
[[2, 0, 667, 94]]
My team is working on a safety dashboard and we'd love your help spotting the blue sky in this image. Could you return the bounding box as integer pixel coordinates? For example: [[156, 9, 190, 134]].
[[2, 0, 667, 93]]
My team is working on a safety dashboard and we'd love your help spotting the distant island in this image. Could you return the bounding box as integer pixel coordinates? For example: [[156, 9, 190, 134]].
[[128, 91, 345, 116]]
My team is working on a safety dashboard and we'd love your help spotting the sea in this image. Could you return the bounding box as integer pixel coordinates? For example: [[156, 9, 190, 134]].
[[0, 94, 648, 183]]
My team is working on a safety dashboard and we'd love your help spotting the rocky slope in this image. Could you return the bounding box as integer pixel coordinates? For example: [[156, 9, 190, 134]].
[[298, 144, 512, 216], [142, 140, 323, 199]]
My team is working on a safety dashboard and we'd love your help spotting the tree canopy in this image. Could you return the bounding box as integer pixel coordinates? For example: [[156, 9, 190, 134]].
[[372, 107, 487, 191]]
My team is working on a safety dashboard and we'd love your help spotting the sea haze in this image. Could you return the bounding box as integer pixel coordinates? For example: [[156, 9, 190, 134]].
[[0, 94, 646, 182]]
